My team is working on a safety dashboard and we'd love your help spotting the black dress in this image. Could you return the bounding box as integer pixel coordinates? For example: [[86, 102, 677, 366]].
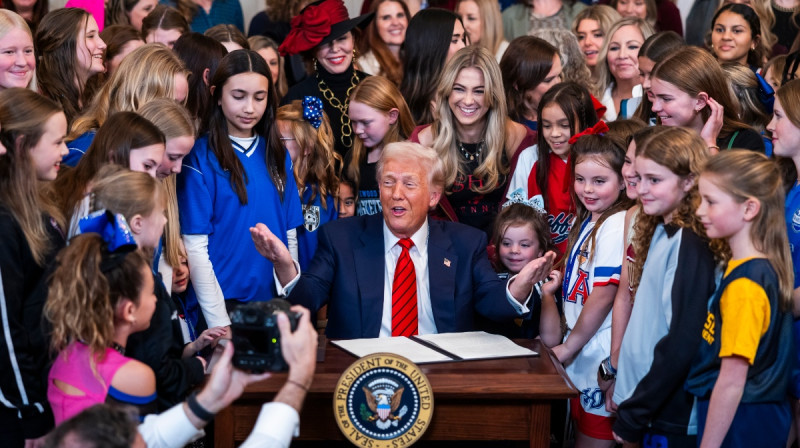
[[282, 63, 369, 159]]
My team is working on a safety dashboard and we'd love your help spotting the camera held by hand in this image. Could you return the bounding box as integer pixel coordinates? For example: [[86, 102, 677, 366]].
[[229, 299, 300, 372]]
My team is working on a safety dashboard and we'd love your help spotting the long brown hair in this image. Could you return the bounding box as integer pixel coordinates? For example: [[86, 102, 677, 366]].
[[651, 45, 752, 139], [563, 134, 633, 266], [141, 5, 190, 39], [499, 36, 558, 123], [534, 82, 598, 212], [206, 50, 284, 204], [630, 127, 725, 292], [53, 112, 165, 227], [0, 88, 66, 265], [45, 233, 148, 358], [275, 101, 341, 209], [346, 75, 415, 187], [35, 8, 92, 127], [358, 0, 410, 85], [701, 150, 793, 311]]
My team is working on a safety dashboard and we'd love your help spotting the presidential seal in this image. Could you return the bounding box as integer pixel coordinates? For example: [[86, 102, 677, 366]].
[[334, 353, 434, 447]]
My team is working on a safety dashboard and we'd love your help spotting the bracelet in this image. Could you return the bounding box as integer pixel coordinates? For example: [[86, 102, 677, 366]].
[[187, 390, 216, 421], [286, 379, 309, 392], [603, 356, 617, 375], [708, 145, 720, 152]]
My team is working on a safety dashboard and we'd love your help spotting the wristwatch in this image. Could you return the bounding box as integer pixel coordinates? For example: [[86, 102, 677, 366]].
[[598, 357, 617, 381]]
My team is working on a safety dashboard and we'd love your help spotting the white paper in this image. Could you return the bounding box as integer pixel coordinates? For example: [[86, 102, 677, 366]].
[[332, 337, 453, 364], [414, 331, 537, 360]]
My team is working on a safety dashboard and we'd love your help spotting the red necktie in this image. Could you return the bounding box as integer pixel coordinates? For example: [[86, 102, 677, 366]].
[[392, 238, 418, 337]]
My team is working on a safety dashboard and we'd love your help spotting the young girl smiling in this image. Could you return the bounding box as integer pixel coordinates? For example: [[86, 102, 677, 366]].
[[525, 82, 599, 255], [613, 126, 719, 446], [649, 45, 764, 152], [541, 133, 630, 447]]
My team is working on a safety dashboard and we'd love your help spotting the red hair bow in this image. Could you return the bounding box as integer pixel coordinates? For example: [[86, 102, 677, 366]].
[[568, 121, 609, 145]]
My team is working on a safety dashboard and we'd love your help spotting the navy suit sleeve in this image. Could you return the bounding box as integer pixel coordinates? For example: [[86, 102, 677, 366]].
[[288, 223, 335, 315]]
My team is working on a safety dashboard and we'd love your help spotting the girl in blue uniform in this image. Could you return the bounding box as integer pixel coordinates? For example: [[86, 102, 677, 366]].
[[177, 49, 303, 330], [275, 96, 341, 271], [687, 150, 794, 447]]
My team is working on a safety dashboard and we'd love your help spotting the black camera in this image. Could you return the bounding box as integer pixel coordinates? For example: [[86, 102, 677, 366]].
[[229, 299, 300, 372]]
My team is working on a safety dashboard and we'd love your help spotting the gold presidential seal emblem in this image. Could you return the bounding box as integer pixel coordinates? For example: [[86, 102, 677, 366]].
[[334, 353, 434, 447]]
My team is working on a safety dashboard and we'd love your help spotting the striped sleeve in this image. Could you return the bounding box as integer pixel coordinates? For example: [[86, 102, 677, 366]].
[[591, 212, 625, 287]]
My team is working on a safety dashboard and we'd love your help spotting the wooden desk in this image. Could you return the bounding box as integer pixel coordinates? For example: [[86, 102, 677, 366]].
[[214, 339, 576, 448]]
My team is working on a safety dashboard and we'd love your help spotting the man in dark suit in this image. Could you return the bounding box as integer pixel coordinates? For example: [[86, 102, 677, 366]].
[[251, 142, 555, 339]]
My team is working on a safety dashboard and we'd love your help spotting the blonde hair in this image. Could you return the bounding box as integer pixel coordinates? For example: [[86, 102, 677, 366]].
[[0, 10, 36, 91], [377, 141, 446, 193], [45, 233, 149, 358], [701, 150, 793, 311], [70, 44, 188, 139], [651, 45, 751, 139], [456, 0, 504, 56], [572, 4, 622, 38], [0, 88, 66, 265], [137, 99, 195, 269], [275, 101, 341, 209], [90, 166, 166, 225], [596, 17, 655, 96], [432, 46, 508, 192], [630, 127, 725, 293], [346, 75, 415, 186]]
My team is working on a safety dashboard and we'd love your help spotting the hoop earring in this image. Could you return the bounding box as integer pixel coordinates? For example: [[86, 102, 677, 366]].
[[352, 49, 359, 69], [313, 58, 318, 73]]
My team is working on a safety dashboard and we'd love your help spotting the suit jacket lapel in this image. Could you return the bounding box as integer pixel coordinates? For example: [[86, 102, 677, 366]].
[[427, 220, 457, 333], [354, 215, 385, 337]]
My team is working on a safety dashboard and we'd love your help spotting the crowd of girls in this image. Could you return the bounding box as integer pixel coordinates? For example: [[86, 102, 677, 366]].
[[3, 0, 800, 445]]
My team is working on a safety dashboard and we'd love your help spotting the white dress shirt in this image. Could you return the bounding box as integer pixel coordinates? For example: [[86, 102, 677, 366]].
[[139, 401, 299, 448], [379, 219, 533, 337]]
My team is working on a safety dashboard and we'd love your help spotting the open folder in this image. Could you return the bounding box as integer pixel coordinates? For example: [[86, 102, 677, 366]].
[[331, 331, 538, 364]]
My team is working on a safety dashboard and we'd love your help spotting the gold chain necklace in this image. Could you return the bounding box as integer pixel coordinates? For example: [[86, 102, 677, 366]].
[[316, 68, 360, 148]]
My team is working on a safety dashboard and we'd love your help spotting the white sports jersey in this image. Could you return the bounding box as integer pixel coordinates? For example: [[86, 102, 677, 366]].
[[562, 211, 625, 417]]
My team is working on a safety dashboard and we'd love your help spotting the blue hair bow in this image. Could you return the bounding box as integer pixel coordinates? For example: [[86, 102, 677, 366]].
[[78, 210, 138, 272], [755, 72, 775, 114], [302, 96, 324, 129]]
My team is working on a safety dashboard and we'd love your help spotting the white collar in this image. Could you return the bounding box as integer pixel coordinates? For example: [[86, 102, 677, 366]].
[[382, 218, 429, 255]]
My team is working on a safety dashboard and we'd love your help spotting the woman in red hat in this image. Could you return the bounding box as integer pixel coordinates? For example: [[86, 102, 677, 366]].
[[279, 0, 373, 159]]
